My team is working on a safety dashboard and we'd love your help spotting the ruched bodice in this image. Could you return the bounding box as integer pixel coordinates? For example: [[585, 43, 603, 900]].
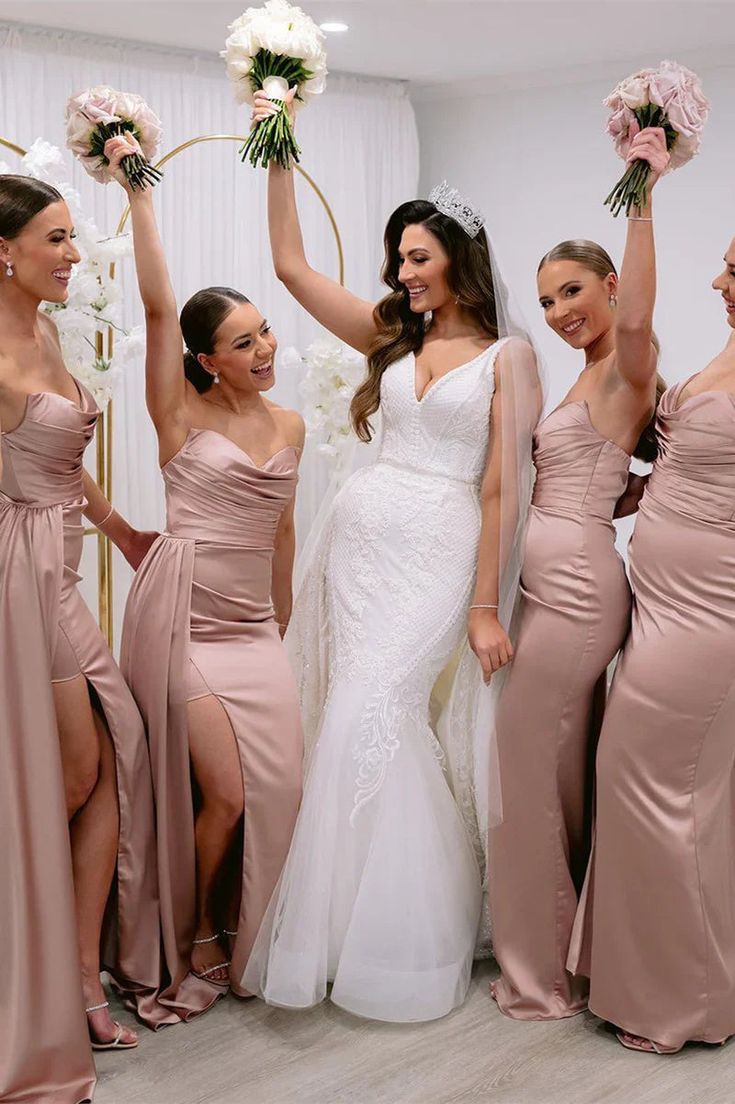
[[164, 428, 298, 547], [0, 385, 97, 506], [646, 382, 735, 527], [532, 401, 630, 520], [377, 342, 505, 485]]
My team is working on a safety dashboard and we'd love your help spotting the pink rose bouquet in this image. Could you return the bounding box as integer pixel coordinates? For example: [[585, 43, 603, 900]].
[[65, 86, 163, 190], [603, 60, 710, 216]]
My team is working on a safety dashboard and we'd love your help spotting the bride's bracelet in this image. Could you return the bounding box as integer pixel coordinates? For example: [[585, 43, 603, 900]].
[[627, 216, 653, 222], [469, 603, 498, 610]]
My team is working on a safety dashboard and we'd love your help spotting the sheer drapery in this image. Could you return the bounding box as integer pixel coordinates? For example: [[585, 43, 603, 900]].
[[0, 20, 419, 644]]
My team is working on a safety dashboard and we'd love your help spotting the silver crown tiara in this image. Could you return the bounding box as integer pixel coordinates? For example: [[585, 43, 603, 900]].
[[427, 181, 485, 238]]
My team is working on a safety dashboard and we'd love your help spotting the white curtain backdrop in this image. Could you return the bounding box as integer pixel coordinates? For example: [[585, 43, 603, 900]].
[[0, 20, 419, 646]]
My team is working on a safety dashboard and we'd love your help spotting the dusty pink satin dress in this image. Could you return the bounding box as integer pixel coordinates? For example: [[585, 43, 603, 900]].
[[488, 400, 631, 1019], [121, 427, 303, 1023], [572, 379, 735, 1049], [0, 384, 160, 1104]]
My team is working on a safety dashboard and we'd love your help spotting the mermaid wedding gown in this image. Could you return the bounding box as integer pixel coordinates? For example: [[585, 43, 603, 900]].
[[244, 338, 515, 1023]]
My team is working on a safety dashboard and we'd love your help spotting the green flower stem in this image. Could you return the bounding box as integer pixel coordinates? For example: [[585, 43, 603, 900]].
[[89, 119, 163, 190], [237, 49, 314, 170]]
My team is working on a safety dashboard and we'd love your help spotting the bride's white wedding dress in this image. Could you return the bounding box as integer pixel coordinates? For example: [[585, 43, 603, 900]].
[[242, 338, 511, 1023]]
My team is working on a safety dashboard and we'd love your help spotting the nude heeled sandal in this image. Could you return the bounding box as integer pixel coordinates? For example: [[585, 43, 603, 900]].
[[85, 1001, 139, 1051]]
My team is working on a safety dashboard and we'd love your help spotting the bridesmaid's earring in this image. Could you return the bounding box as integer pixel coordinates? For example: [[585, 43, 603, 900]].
[[609, 294, 617, 308], [5, 262, 13, 277], [212, 372, 219, 384]]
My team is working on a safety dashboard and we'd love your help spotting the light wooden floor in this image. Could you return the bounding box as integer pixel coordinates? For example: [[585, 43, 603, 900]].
[[96, 962, 735, 1104]]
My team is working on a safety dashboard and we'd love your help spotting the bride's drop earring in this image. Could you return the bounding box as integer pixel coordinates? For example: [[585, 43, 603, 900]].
[[5, 262, 13, 277], [212, 372, 220, 384], [609, 294, 617, 308]]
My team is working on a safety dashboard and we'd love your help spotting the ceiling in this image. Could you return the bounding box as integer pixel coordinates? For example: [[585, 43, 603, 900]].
[[0, 1, 732, 86]]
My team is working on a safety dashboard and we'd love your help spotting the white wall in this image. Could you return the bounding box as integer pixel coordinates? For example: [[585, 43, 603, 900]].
[[413, 50, 735, 414]]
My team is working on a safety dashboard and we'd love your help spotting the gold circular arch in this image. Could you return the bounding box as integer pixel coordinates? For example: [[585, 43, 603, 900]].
[[114, 135, 345, 284], [0, 134, 346, 644]]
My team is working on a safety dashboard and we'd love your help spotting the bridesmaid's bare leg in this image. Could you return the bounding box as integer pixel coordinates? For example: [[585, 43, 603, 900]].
[[188, 694, 244, 982], [54, 674, 137, 1047]]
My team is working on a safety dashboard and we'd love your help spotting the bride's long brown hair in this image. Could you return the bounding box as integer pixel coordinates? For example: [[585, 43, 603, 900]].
[[350, 200, 499, 442]]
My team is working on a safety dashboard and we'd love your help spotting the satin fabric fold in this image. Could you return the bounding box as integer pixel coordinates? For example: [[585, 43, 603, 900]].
[[121, 428, 303, 1022], [0, 500, 95, 1104], [1, 383, 161, 1099], [573, 381, 735, 1050], [489, 401, 631, 1019]]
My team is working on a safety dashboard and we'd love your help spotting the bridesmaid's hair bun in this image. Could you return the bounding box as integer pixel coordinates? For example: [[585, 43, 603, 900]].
[[538, 239, 666, 463], [0, 175, 64, 238], [180, 286, 250, 394]]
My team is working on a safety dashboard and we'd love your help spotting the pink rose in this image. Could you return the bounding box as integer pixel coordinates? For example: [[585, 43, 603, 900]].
[[606, 103, 636, 160], [648, 60, 710, 167], [65, 86, 163, 183]]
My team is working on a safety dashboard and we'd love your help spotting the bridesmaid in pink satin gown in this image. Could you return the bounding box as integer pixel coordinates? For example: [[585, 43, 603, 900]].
[[0, 177, 161, 1102], [106, 136, 304, 1020], [570, 244, 735, 1053], [488, 128, 670, 1019]]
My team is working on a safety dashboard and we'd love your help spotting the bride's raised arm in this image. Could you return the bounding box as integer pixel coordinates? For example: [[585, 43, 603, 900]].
[[253, 90, 378, 354], [104, 134, 189, 464]]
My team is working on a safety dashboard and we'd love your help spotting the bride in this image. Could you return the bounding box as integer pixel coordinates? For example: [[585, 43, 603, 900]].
[[243, 91, 542, 1023]]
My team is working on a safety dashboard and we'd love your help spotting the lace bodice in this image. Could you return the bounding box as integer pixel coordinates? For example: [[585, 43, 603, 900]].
[[377, 340, 509, 485]]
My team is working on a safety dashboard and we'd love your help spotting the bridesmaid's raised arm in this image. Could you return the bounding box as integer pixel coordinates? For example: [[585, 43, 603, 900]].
[[252, 90, 377, 354], [613, 127, 669, 392], [104, 135, 188, 464]]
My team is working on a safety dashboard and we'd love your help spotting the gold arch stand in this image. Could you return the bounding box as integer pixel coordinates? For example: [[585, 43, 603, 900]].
[[1, 133, 345, 645]]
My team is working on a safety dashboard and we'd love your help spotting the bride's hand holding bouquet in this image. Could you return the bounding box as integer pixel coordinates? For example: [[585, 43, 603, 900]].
[[223, 0, 327, 170], [251, 84, 297, 149]]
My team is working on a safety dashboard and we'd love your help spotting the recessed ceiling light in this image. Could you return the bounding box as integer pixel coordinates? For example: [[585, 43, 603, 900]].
[[320, 21, 349, 33]]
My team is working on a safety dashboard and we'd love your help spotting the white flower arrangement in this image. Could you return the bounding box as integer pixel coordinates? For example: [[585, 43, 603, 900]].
[[282, 335, 364, 466], [0, 138, 142, 407], [222, 0, 327, 168]]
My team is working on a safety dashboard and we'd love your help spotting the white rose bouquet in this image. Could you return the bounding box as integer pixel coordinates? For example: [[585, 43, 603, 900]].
[[65, 86, 163, 190], [222, 0, 327, 169], [603, 60, 709, 216]]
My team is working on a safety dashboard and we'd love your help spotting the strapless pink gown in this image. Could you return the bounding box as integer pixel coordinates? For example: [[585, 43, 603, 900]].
[[489, 401, 631, 1018], [121, 428, 303, 1022], [574, 380, 735, 1049], [0, 384, 160, 1104]]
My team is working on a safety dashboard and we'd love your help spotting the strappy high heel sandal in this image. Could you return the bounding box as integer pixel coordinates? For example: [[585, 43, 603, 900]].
[[85, 1001, 138, 1051], [616, 1031, 682, 1055], [190, 933, 230, 986]]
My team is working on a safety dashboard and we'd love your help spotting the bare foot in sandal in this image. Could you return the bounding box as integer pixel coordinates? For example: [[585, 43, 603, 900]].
[[190, 930, 230, 985]]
